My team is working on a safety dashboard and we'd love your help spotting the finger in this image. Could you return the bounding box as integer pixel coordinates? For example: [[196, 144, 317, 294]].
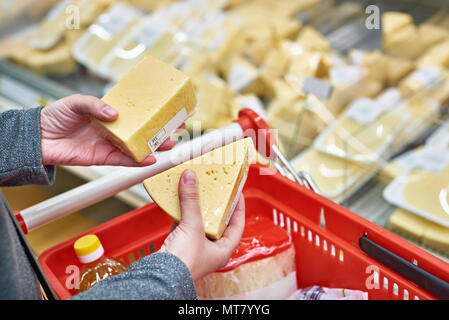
[[157, 138, 176, 151], [216, 195, 245, 249], [101, 148, 157, 167], [65, 94, 118, 121], [178, 169, 204, 231]]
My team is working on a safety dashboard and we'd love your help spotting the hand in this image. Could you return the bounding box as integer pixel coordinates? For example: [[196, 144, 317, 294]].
[[159, 170, 245, 281], [40, 94, 180, 166]]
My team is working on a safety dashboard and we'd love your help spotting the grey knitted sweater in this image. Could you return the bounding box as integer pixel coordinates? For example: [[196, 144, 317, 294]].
[[0, 107, 197, 300]]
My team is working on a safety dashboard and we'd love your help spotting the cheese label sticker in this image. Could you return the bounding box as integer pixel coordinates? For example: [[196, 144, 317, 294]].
[[228, 63, 257, 92], [226, 174, 247, 226], [410, 67, 443, 89], [346, 98, 382, 124], [414, 147, 449, 173], [148, 108, 188, 152]]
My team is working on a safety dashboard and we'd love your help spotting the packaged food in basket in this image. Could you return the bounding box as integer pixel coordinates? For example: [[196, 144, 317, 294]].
[[95, 54, 197, 162], [72, 2, 143, 74], [195, 214, 297, 300], [73, 234, 127, 294], [288, 286, 367, 300], [144, 138, 255, 240]]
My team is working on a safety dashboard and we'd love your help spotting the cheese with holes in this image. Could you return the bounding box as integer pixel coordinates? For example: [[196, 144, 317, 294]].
[[97, 55, 197, 162], [144, 138, 255, 240], [195, 214, 296, 299]]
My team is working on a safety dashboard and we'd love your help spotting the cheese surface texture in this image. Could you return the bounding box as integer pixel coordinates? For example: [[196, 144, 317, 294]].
[[144, 138, 255, 240], [99, 55, 197, 162]]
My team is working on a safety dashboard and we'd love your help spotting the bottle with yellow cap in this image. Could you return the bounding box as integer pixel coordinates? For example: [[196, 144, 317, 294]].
[[73, 234, 127, 294]]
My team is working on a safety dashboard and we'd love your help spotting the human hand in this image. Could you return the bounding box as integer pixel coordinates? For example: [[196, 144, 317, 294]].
[[159, 169, 245, 281], [40, 94, 181, 166]]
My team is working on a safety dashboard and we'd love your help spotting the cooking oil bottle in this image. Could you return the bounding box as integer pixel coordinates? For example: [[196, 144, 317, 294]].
[[73, 234, 127, 293]]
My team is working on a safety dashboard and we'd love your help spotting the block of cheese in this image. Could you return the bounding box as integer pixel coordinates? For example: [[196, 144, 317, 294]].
[[381, 11, 414, 34], [97, 55, 197, 162], [195, 214, 297, 299], [314, 97, 408, 163], [417, 39, 449, 69], [296, 26, 331, 52], [262, 48, 291, 78], [382, 23, 422, 59], [144, 138, 255, 240], [72, 2, 143, 72], [292, 147, 372, 201], [379, 147, 423, 186], [11, 29, 84, 76], [384, 55, 415, 86], [417, 23, 449, 52], [388, 208, 449, 253], [186, 73, 234, 132]]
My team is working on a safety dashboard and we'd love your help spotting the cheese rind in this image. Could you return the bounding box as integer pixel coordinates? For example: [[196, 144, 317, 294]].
[[98, 55, 197, 162], [144, 138, 255, 240]]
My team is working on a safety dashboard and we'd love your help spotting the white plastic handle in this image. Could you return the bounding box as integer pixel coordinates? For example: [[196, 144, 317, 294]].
[[19, 123, 244, 232]]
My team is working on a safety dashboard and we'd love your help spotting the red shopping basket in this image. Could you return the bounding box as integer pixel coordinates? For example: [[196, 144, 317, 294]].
[[38, 164, 449, 300]]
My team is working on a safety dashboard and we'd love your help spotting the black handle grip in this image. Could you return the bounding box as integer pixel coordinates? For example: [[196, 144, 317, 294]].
[[359, 235, 449, 299]]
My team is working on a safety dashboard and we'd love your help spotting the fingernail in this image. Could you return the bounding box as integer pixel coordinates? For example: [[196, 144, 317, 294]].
[[182, 170, 196, 185], [102, 106, 118, 117]]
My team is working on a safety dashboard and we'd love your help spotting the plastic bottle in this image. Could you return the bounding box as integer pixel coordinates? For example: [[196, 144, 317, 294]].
[[73, 234, 127, 294]]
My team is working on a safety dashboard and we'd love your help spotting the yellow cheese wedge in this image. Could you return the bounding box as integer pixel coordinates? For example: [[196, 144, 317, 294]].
[[144, 138, 255, 240], [97, 55, 197, 162], [262, 48, 291, 78]]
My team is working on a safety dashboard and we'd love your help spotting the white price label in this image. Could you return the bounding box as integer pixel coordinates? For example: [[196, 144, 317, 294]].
[[414, 148, 449, 173], [329, 66, 362, 86], [148, 108, 188, 152], [346, 98, 382, 124], [410, 67, 443, 89], [228, 63, 257, 93]]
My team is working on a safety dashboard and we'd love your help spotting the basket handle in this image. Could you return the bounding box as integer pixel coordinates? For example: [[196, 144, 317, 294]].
[[359, 235, 449, 299]]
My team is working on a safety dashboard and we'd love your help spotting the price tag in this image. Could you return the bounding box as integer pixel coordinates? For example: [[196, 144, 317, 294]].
[[302, 77, 333, 99], [346, 98, 382, 124], [409, 67, 443, 89], [375, 87, 403, 111], [414, 147, 449, 173], [329, 66, 362, 86], [228, 63, 257, 93]]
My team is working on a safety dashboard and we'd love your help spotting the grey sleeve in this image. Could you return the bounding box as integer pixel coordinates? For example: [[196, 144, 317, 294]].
[[0, 107, 55, 186], [71, 252, 197, 300]]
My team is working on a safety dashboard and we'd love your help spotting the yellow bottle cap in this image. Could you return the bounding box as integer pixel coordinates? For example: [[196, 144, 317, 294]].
[[74, 235, 103, 259]]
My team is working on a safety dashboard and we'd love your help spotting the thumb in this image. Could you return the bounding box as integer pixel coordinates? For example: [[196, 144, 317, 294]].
[[178, 170, 203, 231], [65, 94, 118, 121]]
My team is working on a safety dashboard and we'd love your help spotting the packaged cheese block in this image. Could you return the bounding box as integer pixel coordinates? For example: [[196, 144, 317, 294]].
[[262, 48, 291, 78], [384, 55, 415, 86], [96, 55, 197, 162], [186, 73, 234, 132], [144, 138, 255, 240], [72, 2, 143, 73], [398, 67, 444, 98], [292, 148, 375, 202], [223, 55, 273, 97], [295, 26, 331, 52], [314, 97, 409, 163], [417, 23, 449, 52], [416, 39, 449, 69], [389, 208, 449, 253], [378, 147, 423, 186], [99, 12, 179, 81], [195, 214, 297, 299], [382, 23, 422, 60], [11, 29, 84, 76]]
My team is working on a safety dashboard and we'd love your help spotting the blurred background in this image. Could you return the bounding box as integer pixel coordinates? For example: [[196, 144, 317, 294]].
[[1, 0, 449, 266]]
